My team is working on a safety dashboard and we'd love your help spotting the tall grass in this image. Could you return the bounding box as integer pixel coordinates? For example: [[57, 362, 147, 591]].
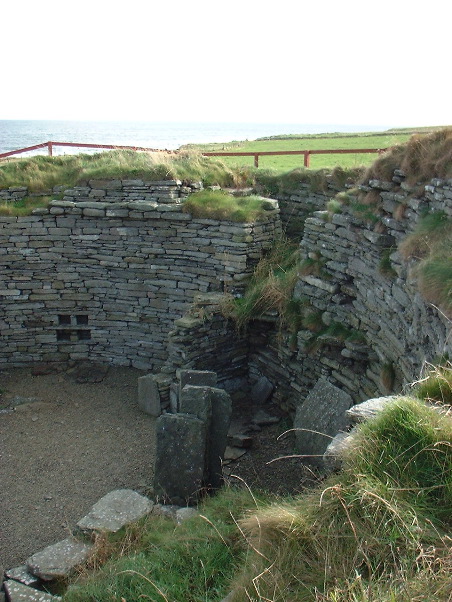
[[363, 127, 452, 184], [64, 487, 269, 602], [232, 398, 452, 601], [0, 150, 255, 193]]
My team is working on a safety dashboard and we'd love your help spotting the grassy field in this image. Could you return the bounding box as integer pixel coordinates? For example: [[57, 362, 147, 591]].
[[180, 127, 446, 171]]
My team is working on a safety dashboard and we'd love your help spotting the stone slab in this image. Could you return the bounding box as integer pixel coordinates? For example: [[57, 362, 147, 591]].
[[76, 489, 153, 533], [3, 580, 61, 601], [346, 396, 400, 424], [294, 378, 353, 466], [26, 538, 93, 581], [208, 387, 232, 489], [137, 374, 161, 416], [179, 385, 212, 422], [179, 369, 217, 389], [5, 565, 40, 587], [154, 413, 207, 505]]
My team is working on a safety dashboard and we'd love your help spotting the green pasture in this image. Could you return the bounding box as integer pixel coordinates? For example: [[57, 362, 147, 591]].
[[183, 128, 440, 171]]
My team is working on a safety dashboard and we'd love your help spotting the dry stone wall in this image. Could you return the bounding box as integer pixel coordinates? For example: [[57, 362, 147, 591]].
[[250, 174, 451, 407], [0, 180, 280, 370], [148, 174, 451, 414]]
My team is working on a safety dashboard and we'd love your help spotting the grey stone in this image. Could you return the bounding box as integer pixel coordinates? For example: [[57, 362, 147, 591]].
[[294, 378, 353, 466], [323, 431, 354, 471], [224, 446, 247, 461], [76, 489, 152, 533], [175, 507, 199, 524], [3, 580, 61, 601], [137, 374, 161, 416], [5, 565, 40, 587], [208, 387, 232, 489], [252, 410, 280, 426], [250, 376, 274, 404], [26, 538, 93, 581], [154, 413, 207, 505], [346, 396, 400, 424], [179, 369, 217, 389], [179, 385, 212, 422]]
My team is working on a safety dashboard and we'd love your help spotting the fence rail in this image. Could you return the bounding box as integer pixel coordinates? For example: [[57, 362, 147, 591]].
[[0, 140, 387, 167]]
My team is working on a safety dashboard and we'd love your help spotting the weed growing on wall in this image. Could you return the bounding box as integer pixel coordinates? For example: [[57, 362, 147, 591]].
[[400, 211, 452, 316], [221, 238, 300, 332]]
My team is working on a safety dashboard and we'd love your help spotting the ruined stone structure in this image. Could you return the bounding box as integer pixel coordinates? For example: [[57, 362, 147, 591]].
[[1, 174, 450, 410], [0, 180, 280, 370]]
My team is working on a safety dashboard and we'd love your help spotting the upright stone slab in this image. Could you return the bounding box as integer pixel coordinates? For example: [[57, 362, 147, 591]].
[[154, 413, 207, 505], [179, 385, 212, 422], [138, 374, 161, 416], [208, 387, 232, 489], [294, 378, 353, 466], [179, 369, 217, 393]]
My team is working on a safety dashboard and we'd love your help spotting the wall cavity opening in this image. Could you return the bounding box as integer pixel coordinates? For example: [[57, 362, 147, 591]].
[[56, 314, 91, 342]]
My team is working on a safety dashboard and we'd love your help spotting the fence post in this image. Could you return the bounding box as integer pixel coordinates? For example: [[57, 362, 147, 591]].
[[254, 154, 259, 168], [304, 151, 310, 168], [48, 142, 53, 157]]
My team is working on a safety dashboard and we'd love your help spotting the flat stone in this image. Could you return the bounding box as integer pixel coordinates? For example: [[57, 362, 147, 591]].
[[252, 410, 280, 426], [346, 396, 400, 423], [228, 433, 253, 448], [224, 446, 247, 461], [3, 580, 61, 601], [76, 489, 152, 533], [5, 565, 40, 587], [26, 538, 93, 581], [294, 378, 353, 467]]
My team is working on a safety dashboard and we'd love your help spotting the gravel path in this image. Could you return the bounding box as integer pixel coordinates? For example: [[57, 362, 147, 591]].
[[0, 365, 156, 570]]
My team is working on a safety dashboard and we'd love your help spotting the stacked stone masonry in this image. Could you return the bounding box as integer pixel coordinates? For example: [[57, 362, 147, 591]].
[[151, 175, 451, 412], [0, 180, 280, 370]]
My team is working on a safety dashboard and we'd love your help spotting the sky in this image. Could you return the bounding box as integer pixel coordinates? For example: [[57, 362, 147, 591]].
[[2, 0, 451, 128]]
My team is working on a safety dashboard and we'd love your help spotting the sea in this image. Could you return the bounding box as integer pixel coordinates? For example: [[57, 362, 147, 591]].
[[0, 120, 390, 157]]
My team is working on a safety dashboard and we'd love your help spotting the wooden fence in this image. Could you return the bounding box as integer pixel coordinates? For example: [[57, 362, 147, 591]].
[[0, 140, 387, 167]]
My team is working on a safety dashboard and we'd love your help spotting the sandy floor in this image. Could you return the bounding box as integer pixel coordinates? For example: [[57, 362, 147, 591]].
[[0, 365, 156, 570], [0, 364, 316, 572]]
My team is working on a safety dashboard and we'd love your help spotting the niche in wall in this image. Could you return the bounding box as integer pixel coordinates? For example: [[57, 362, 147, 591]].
[[56, 314, 91, 342]]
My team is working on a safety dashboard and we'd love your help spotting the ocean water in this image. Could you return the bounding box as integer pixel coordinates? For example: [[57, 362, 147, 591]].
[[0, 120, 389, 156]]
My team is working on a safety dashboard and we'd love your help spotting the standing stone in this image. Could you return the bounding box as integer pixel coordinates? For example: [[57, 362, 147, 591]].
[[208, 387, 232, 489], [294, 378, 353, 466], [154, 413, 207, 505], [138, 374, 161, 416], [179, 385, 212, 422]]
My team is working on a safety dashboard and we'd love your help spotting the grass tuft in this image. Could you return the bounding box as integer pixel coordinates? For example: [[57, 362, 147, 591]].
[[182, 189, 275, 222]]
